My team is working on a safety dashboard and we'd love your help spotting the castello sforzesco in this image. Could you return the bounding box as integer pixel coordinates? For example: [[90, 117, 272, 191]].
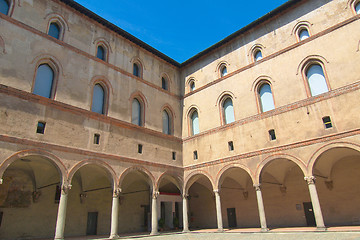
[[0, 0, 360, 239]]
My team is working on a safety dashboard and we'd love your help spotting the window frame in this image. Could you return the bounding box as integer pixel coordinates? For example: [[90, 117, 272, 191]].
[[46, 19, 65, 41], [0, 0, 13, 16], [302, 60, 331, 98], [220, 96, 235, 125], [32, 61, 59, 100], [188, 108, 200, 136], [187, 78, 196, 93], [255, 81, 276, 113], [161, 74, 170, 91], [90, 82, 108, 115], [131, 96, 145, 127], [96, 44, 107, 62], [132, 61, 143, 78], [351, 0, 360, 15], [218, 63, 228, 78], [161, 107, 173, 135]]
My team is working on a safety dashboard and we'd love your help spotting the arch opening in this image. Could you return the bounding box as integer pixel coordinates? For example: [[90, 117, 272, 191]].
[[0, 155, 63, 239]]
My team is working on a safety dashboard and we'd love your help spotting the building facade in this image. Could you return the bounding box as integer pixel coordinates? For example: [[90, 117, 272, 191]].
[[0, 0, 359, 239]]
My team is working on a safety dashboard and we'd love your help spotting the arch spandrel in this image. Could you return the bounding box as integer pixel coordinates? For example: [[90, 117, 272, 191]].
[[255, 153, 307, 185], [215, 164, 255, 190], [68, 159, 118, 190], [0, 149, 68, 185]]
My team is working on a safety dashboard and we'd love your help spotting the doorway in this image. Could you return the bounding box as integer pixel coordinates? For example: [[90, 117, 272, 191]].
[[303, 202, 316, 226], [86, 212, 98, 235], [227, 208, 237, 228]]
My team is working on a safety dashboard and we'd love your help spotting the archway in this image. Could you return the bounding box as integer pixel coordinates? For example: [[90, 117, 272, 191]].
[[312, 146, 360, 226], [259, 158, 312, 228], [218, 166, 258, 228], [0, 154, 64, 239], [185, 173, 216, 230], [157, 173, 183, 230], [66, 162, 115, 237], [118, 168, 154, 233]]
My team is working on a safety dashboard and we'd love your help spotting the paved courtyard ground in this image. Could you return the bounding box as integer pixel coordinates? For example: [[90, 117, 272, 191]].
[[59, 227, 360, 240]]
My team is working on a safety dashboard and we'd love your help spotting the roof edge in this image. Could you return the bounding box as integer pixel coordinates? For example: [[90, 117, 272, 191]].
[[59, 0, 181, 67]]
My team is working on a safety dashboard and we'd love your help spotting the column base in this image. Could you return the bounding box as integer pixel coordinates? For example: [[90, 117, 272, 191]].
[[109, 234, 119, 239], [182, 229, 190, 233], [217, 228, 224, 233], [150, 231, 159, 236], [261, 228, 269, 232], [316, 226, 327, 231], [54, 238, 64, 240]]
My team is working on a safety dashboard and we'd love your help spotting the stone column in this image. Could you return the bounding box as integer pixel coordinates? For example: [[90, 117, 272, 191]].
[[110, 188, 121, 239], [304, 176, 326, 230], [150, 191, 159, 235], [214, 189, 224, 232], [54, 184, 71, 240], [254, 184, 268, 232], [182, 194, 190, 232]]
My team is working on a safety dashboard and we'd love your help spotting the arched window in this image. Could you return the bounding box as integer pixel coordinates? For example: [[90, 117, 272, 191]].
[[254, 50, 263, 62], [91, 84, 105, 114], [223, 98, 235, 124], [220, 65, 227, 77], [162, 110, 171, 134], [96, 45, 106, 61], [356, 2, 360, 14], [190, 110, 199, 136], [189, 80, 195, 92], [48, 22, 61, 40], [299, 28, 310, 41], [0, 0, 10, 15], [132, 98, 142, 126], [33, 64, 55, 99], [162, 77, 168, 90], [133, 63, 140, 77], [306, 64, 329, 96], [258, 83, 275, 112]]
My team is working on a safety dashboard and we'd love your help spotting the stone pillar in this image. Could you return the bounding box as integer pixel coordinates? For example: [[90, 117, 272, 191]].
[[54, 184, 71, 240], [110, 188, 121, 239], [182, 194, 190, 232], [304, 176, 326, 230], [254, 184, 268, 232], [214, 189, 223, 232], [150, 191, 159, 235]]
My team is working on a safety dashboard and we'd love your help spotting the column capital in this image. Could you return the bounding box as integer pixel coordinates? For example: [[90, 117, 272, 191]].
[[304, 176, 316, 185], [61, 184, 72, 194], [254, 184, 261, 191], [113, 188, 121, 198], [152, 191, 159, 199], [182, 193, 189, 199], [213, 189, 220, 194], [0, 178, 3, 184]]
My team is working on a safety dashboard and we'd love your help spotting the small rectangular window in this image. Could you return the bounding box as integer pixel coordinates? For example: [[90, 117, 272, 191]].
[[94, 134, 100, 145], [228, 141, 234, 151], [55, 185, 61, 204], [172, 152, 176, 160], [138, 144, 143, 154], [269, 129, 276, 141], [322, 116, 332, 129], [36, 121, 46, 134], [193, 150, 198, 160]]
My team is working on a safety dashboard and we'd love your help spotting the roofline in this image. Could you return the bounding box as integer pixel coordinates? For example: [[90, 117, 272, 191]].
[[61, 0, 305, 68], [180, 0, 305, 67], [59, 0, 181, 67]]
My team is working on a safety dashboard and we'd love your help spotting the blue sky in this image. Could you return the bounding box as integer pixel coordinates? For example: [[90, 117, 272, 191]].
[[75, 0, 289, 63]]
